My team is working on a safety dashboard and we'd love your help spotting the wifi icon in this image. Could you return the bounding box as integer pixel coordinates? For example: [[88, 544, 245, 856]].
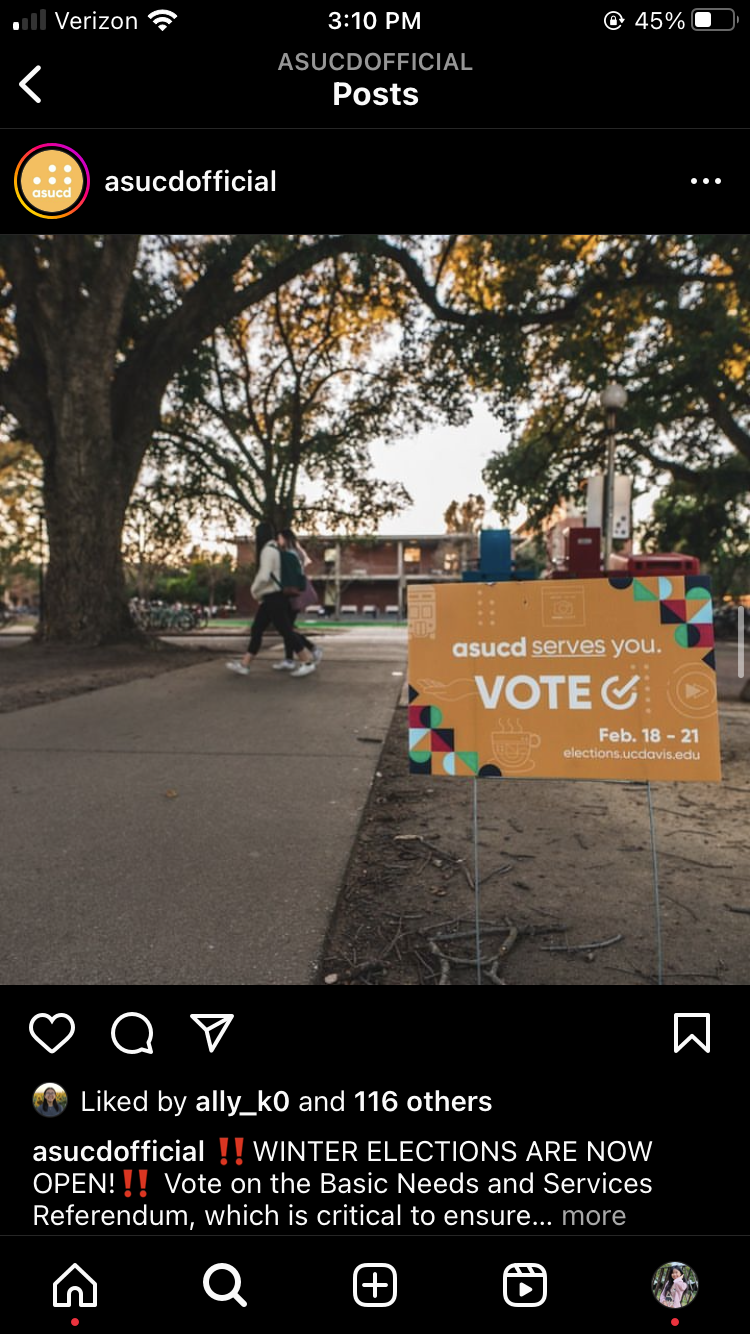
[[148, 7, 177, 28]]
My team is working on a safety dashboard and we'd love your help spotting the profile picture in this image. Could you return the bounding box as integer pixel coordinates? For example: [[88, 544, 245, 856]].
[[651, 1261, 698, 1310], [33, 1083, 68, 1117]]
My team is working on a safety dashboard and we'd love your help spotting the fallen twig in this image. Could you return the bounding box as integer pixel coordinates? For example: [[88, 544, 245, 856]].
[[664, 971, 723, 979], [604, 964, 656, 983], [725, 905, 750, 915], [651, 807, 711, 821], [498, 925, 518, 958], [380, 925, 408, 960], [394, 833, 475, 887], [661, 852, 732, 868], [430, 925, 515, 943], [434, 951, 505, 967], [427, 940, 451, 985], [662, 894, 699, 922], [428, 923, 566, 943], [461, 863, 476, 892], [479, 863, 514, 886], [541, 933, 623, 954], [484, 960, 508, 985]]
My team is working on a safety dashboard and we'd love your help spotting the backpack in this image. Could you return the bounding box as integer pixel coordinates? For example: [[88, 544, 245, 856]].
[[271, 545, 306, 596]]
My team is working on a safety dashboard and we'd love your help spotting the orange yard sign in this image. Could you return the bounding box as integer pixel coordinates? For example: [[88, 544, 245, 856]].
[[407, 577, 721, 782]]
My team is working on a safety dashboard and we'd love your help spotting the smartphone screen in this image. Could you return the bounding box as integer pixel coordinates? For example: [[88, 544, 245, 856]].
[[3, 7, 747, 1328]]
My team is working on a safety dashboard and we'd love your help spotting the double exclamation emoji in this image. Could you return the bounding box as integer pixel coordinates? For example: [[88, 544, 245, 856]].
[[220, 1137, 244, 1165], [123, 1169, 148, 1197]]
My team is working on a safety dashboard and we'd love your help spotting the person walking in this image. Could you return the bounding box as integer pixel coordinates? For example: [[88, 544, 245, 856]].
[[276, 528, 323, 671], [226, 522, 321, 679]]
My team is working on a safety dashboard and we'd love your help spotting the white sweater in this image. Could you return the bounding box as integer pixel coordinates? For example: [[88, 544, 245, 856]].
[[251, 541, 282, 600]]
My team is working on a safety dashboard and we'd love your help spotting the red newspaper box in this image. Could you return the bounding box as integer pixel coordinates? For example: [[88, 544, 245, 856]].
[[627, 553, 699, 577], [567, 527, 601, 576]]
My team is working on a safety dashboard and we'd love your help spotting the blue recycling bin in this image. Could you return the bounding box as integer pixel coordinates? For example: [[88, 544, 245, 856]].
[[462, 529, 535, 582]]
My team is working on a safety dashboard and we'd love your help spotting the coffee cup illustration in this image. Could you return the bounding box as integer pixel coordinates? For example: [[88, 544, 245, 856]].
[[491, 727, 541, 772]]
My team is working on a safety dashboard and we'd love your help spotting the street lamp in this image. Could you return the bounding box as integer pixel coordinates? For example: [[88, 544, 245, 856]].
[[36, 506, 46, 624], [599, 382, 628, 570]]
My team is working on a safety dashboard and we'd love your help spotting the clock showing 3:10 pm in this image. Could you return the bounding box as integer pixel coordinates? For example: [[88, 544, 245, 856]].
[[328, 11, 422, 28]]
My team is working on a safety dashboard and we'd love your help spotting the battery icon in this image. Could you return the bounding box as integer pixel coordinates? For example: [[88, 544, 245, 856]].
[[691, 8, 737, 27]]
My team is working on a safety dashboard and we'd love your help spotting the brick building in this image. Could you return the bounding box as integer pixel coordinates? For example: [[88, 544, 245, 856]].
[[234, 532, 479, 617]]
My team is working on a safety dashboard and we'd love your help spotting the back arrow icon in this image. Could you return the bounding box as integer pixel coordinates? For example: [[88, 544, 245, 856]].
[[19, 65, 41, 103]]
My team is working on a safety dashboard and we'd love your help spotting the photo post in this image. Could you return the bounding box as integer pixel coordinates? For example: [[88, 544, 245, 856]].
[[2, 7, 747, 1325]]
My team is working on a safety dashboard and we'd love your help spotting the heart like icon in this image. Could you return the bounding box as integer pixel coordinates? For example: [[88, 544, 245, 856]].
[[29, 1012, 76, 1054]]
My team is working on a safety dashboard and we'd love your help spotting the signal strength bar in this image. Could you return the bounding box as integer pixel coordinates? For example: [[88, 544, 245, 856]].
[[13, 9, 46, 27]]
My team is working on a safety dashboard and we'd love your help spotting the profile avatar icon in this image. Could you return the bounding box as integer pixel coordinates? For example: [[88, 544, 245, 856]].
[[651, 1261, 698, 1311], [15, 143, 89, 219], [33, 1082, 68, 1117]]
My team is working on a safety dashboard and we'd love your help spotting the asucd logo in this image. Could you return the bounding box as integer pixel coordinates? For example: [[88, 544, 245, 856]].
[[15, 143, 89, 218]]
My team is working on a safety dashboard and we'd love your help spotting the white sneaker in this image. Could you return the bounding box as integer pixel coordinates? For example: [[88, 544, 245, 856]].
[[226, 660, 249, 675], [273, 659, 296, 671], [290, 662, 316, 678], [311, 646, 323, 664]]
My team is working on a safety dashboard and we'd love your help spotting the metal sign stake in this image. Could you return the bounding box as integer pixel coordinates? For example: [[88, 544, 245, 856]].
[[646, 780, 664, 986], [473, 777, 482, 985]]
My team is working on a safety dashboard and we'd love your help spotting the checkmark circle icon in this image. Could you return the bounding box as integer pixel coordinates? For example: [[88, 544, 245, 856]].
[[601, 674, 640, 710], [29, 1012, 76, 1054]]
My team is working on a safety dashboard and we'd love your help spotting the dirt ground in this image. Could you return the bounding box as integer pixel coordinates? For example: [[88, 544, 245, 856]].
[[323, 703, 750, 986], [0, 639, 219, 713]]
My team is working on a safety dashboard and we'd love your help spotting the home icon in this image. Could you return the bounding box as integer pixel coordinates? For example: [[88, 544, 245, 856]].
[[52, 1263, 97, 1308]]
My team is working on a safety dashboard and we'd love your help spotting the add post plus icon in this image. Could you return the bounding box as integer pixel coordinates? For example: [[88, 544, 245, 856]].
[[503, 1262, 548, 1307], [15, 143, 89, 218], [353, 1264, 397, 1307]]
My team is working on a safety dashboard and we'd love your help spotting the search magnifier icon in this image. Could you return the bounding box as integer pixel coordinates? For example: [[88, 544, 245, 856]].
[[203, 1263, 247, 1308]]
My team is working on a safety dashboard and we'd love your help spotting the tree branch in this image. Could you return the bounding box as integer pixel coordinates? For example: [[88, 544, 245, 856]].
[[704, 388, 750, 462]]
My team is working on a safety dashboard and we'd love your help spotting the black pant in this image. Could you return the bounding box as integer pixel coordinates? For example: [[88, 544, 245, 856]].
[[248, 593, 313, 659]]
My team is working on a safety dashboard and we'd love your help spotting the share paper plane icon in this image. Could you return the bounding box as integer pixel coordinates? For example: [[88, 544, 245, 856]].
[[190, 1013, 234, 1052]]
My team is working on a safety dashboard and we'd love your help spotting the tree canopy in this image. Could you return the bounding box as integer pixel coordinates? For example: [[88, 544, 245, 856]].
[[155, 259, 421, 535], [443, 494, 486, 533], [1, 233, 748, 640], [469, 235, 750, 534]]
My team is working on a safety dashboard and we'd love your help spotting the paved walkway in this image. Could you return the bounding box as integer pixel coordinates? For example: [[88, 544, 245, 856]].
[[0, 631, 406, 985]]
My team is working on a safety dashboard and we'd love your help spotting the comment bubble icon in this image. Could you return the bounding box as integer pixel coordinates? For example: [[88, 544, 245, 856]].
[[111, 1012, 154, 1055]]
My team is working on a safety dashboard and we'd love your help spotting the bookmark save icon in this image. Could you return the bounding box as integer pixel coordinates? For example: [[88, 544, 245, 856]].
[[190, 1013, 234, 1053]]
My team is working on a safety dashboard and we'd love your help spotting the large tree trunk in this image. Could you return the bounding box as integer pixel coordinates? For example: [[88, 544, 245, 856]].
[[42, 438, 133, 644], [1, 235, 144, 644], [43, 450, 132, 642]]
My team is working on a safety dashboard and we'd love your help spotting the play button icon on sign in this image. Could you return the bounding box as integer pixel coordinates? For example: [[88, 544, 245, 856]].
[[503, 1262, 548, 1307]]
